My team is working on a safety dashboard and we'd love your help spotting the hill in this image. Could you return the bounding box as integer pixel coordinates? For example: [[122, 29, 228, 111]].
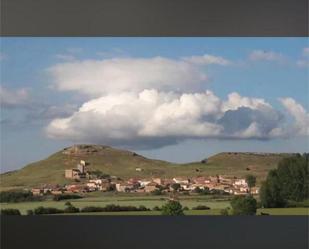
[[0, 144, 293, 190]]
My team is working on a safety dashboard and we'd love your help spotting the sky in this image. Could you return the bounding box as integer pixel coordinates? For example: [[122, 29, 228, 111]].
[[0, 37, 308, 172]]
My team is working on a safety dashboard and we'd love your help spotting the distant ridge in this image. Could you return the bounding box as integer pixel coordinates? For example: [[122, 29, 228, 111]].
[[0, 144, 293, 190]]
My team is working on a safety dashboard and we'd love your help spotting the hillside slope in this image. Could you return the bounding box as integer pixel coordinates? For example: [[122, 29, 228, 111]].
[[0, 145, 293, 190]]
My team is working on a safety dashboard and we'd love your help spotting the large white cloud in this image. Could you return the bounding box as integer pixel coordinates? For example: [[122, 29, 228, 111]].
[[47, 55, 229, 96], [46, 89, 308, 149]]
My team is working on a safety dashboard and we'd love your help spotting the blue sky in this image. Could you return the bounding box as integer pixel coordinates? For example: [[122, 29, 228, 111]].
[[1, 38, 308, 172]]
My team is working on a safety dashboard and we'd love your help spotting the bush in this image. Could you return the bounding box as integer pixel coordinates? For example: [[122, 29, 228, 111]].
[[81, 205, 151, 213], [27, 210, 34, 215], [0, 191, 43, 203], [151, 189, 162, 195], [161, 200, 184, 216], [1, 208, 21, 215], [64, 202, 80, 213], [231, 195, 257, 215], [152, 206, 162, 211], [220, 208, 229, 216], [53, 194, 83, 201], [192, 205, 210, 210], [34, 206, 64, 215], [64, 206, 79, 213], [182, 206, 189, 211], [80, 206, 105, 213]]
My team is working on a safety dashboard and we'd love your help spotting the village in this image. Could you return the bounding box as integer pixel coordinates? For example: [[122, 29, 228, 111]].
[[30, 160, 259, 196]]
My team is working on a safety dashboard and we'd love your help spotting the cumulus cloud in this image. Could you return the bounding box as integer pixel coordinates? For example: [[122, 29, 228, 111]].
[[0, 86, 30, 108], [46, 89, 308, 149], [279, 97, 309, 136], [47, 55, 231, 96], [249, 50, 285, 63]]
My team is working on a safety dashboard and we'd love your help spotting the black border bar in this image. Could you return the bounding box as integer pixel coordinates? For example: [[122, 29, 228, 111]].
[[1, 216, 308, 249], [1, 0, 308, 36]]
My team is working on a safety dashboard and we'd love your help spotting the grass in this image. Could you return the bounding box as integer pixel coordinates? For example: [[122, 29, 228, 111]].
[[256, 208, 309, 215], [0, 145, 291, 190], [1, 193, 308, 215], [0, 195, 231, 215]]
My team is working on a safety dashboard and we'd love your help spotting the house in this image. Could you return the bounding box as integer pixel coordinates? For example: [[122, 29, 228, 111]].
[[173, 177, 190, 184], [51, 190, 63, 195], [250, 187, 259, 195], [209, 176, 220, 183], [65, 184, 88, 193], [31, 188, 43, 196], [193, 177, 211, 184], [116, 183, 135, 192], [86, 182, 98, 191], [218, 175, 234, 184], [77, 163, 85, 174], [145, 182, 158, 192], [234, 179, 247, 186], [234, 190, 248, 195], [100, 183, 113, 191], [180, 184, 193, 191], [152, 178, 163, 185], [65, 169, 86, 179], [138, 179, 152, 187]]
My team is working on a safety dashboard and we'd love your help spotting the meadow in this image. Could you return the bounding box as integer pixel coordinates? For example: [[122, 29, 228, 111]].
[[1, 193, 308, 215]]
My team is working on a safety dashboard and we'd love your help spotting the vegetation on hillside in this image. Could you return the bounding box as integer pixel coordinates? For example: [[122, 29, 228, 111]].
[[0, 145, 291, 190]]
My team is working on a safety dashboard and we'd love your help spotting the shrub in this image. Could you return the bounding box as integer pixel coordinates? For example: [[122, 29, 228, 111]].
[[183, 206, 189, 211], [1, 208, 21, 215], [220, 208, 229, 216], [192, 205, 210, 210], [27, 210, 34, 215], [161, 200, 184, 216], [151, 189, 162, 195], [0, 191, 43, 203], [64, 202, 79, 213], [81, 205, 151, 213], [231, 195, 257, 215], [34, 206, 64, 215], [152, 206, 162, 211], [53, 194, 82, 201]]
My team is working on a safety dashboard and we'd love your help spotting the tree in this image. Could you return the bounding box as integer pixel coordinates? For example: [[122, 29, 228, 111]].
[[260, 170, 286, 208], [246, 175, 256, 193], [231, 195, 257, 215], [161, 200, 184, 216], [260, 154, 308, 208]]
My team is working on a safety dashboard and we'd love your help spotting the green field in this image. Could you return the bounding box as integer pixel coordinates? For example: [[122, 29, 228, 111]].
[[0, 194, 231, 215], [1, 193, 308, 215]]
